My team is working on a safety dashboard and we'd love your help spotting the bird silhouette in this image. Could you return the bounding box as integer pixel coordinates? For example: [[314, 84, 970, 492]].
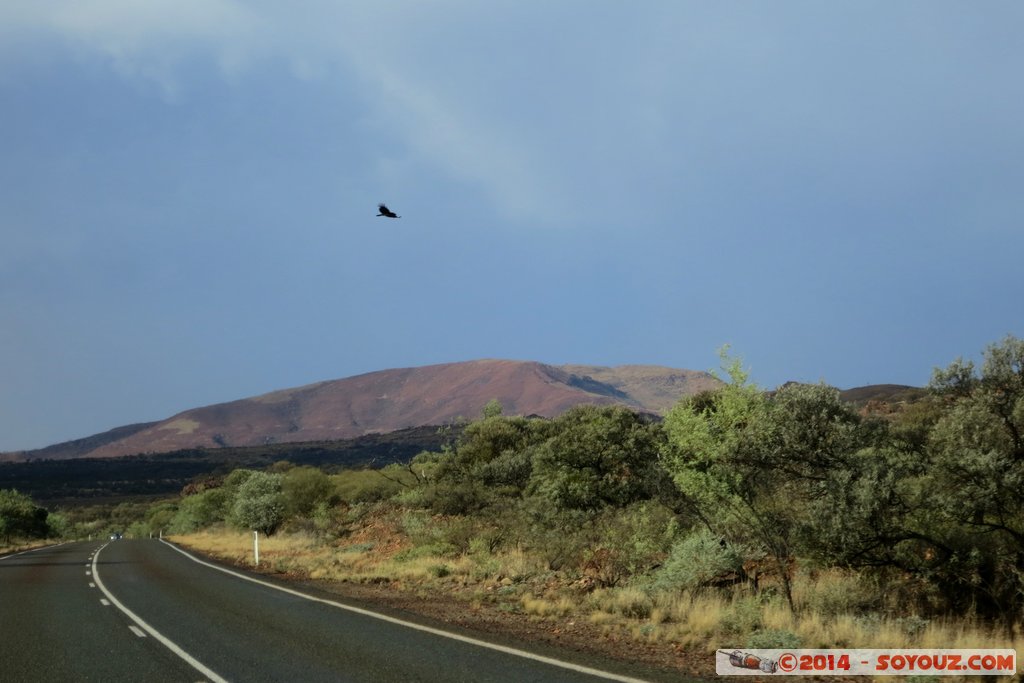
[[376, 203, 400, 218]]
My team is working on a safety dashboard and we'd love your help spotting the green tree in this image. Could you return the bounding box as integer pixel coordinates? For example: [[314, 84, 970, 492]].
[[281, 466, 335, 518], [169, 489, 229, 533], [145, 501, 178, 536], [661, 351, 869, 611], [0, 489, 48, 544], [792, 336, 1024, 623], [924, 335, 1024, 620], [230, 471, 285, 535], [529, 404, 665, 511], [422, 415, 551, 513], [482, 398, 504, 419]]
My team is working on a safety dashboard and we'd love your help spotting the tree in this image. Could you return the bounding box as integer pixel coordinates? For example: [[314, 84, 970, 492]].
[[281, 466, 335, 517], [169, 489, 229, 533], [661, 351, 869, 612], [0, 489, 48, 544], [528, 404, 665, 511], [230, 472, 285, 536], [797, 336, 1024, 623], [421, 414, 551, 513], [482, 398, 504, 419], [923, 335, 1024, 620]]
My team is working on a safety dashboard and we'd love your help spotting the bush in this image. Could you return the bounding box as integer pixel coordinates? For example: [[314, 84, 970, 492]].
[[747, 628, 802, 648], [428, 563, 452, 578], [0, 489, 48, 544], [169, 489, 228, 534], [652, 529, 745, 592], [282, 466, 335, 517], [333, 468, 411, 504], [528, 405, 664, 510], [794, 569, 880, 615], [230, 472, 285, 535], [720, 597, 763, 635]]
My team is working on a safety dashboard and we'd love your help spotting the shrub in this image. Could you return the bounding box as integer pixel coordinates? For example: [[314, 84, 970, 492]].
[[652, 529, 745, 592], [720, 597, 763, 635], [169, 489, 228, 534], [230, 472, 285, 535], [281, 466, 335, 517], [793, 569, 880, 615], [428, 563, 452, 578], [591, 587, 654, 620], [747, 628, 802, 648], [333, 468, 409, 504], [528, 405, 664, 510]]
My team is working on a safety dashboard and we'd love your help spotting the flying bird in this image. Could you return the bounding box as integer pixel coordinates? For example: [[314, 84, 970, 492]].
[[376, 203, 400, 218]]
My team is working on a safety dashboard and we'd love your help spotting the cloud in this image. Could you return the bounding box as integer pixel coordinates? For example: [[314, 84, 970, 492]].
[[6, 2, 1020, 231], [0, 2, 597, 224], [0, 0, 262, 98]]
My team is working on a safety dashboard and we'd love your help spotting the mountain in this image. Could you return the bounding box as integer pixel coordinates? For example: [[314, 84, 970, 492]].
[[0, 422, 160, 463], [12, 360, 722, 461]]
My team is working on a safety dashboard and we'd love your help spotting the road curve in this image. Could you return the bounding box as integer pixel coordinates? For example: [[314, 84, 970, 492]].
[[0, 541, 202, 682], [2, 539, 674, 682]]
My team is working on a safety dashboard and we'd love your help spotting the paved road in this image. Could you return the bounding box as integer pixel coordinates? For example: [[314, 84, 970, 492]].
[[0, 542, 200, 682], [0, 540, 666, 683]]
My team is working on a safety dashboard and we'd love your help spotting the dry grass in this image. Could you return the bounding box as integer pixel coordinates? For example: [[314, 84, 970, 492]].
[[0, 539, 55, 555], [522, 596, 575, 618], [169, 528, 1024, 660]]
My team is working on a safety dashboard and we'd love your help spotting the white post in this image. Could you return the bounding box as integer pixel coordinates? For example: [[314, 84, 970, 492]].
[[253, 530, 260, 566], [159, 529, 163, 540]]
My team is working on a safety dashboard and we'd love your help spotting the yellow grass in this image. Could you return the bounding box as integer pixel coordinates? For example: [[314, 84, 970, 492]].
[[0, 539, 55, 555], [522, 596, 575, 617], [169, 528, 1024, 659]]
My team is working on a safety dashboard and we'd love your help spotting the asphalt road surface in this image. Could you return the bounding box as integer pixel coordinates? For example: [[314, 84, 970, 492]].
[[0, 539, 666, 682]]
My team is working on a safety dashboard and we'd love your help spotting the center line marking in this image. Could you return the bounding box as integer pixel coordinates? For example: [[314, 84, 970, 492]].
[[93, 543, 227, 683], [128, 625, 147, 638], [100, 599, 110, 606]]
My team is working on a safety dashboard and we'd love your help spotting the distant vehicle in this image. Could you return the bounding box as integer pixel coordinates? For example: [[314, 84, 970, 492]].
[[109, 533, 122, 540]]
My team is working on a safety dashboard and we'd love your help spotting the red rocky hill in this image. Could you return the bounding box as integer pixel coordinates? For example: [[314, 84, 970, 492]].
[[21, 360, 721, 460]]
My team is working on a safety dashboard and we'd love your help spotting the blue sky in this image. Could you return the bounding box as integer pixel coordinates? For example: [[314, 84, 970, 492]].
[[2, 1, 1022, 451]]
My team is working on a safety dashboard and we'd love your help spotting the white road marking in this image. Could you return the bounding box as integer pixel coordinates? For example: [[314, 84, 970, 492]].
[[89, 583, 96, 588], [161, 540, 650, 683], [93, 544, 227, 683], [85, 571, 91, 576], [100, 599, 110, 606], [0, 544, 64, 561], [128, 625, 147, 638]]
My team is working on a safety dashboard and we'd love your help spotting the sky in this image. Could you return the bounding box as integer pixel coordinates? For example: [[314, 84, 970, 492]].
[[2, 1, 1022, 451]]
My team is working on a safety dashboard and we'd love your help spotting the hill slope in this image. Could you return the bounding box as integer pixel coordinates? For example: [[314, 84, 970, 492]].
[[18, 360, 721, 460]]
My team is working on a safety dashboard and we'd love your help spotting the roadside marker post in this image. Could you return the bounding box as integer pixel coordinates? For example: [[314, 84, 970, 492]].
[[253, 531, 260, 566]]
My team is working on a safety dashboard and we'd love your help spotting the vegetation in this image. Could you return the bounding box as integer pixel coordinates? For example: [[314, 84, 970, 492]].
[[0, 426, 455, 505], [0, 489, 49, 545], [7, 335, 1023, 659]]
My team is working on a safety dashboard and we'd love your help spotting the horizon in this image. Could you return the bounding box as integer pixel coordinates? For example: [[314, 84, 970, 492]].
[[6, 355, 930, 454], [3, 2, 1022, 451]]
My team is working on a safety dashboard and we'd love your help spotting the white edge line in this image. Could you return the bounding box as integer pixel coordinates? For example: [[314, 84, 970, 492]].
[[93, 543, 228, 683], [0, 542, 67, 561], [160, 539, 650, 683]]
